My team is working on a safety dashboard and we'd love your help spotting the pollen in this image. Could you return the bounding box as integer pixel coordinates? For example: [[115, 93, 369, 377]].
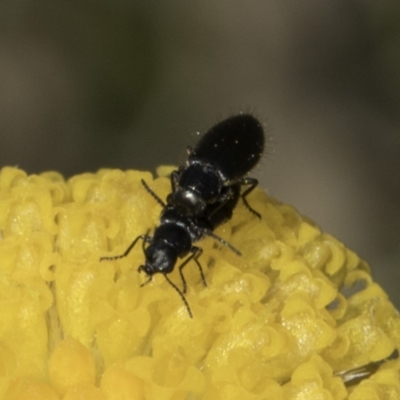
[[0, 166, 399, 399]]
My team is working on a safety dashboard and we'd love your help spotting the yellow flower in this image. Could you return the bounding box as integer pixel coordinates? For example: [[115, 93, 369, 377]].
[[0, 166, 399, 400]]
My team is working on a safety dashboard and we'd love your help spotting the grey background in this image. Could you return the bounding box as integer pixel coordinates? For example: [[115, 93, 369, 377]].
[[1, 2, 399, 306]]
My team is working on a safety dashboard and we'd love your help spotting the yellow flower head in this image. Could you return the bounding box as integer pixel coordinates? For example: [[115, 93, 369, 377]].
[[0, 166, 399, 400]]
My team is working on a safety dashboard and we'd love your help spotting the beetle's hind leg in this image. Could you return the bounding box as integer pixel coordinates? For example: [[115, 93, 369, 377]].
[[239, 177, 261, 219]]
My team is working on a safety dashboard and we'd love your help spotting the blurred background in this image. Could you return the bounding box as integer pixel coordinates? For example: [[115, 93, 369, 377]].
[[0, 1, 399, 306]]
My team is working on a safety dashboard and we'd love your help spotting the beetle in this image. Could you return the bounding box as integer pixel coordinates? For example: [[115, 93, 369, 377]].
[[101, 114, 265, 317]]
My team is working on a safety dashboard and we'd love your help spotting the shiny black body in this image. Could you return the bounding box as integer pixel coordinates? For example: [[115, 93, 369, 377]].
[[138, 190, 239, 280], [167, 114, 264, 218], [101, 114, 264, 317], [101, 182, 241, 318]]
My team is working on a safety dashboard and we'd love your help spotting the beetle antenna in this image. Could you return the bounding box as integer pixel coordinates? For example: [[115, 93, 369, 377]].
[[163, 273, 193, 318], [141, 179, 166, 208]]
